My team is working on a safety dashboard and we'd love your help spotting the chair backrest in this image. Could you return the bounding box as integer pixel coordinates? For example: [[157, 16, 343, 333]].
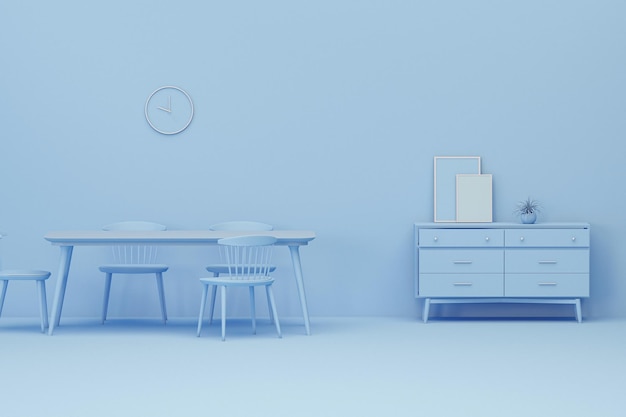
[[103, 221, 167, 264], [209, 221, 273, 231], [218, 235, 277, 279]]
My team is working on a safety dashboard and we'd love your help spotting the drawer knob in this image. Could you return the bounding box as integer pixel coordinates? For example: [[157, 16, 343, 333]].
[[485, 237, 490, 241], [520, 236, 525, 241], [433, 237, 438, 242], [572, 237, 576, 242]]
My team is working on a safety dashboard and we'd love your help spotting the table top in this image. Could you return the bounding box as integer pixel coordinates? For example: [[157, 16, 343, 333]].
[[415, 222, 590, 229], [44, 230, 316, 246]]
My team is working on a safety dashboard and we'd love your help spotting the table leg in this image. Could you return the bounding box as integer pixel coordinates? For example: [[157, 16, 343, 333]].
[[48, 245, 73, 335], [288, 245, 311, 335]]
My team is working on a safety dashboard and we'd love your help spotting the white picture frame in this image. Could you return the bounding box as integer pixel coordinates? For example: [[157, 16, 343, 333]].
[[456, 174, 493, 223]]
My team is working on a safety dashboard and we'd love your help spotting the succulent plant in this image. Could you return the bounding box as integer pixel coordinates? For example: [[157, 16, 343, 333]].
[[514, 197, 541, 215]]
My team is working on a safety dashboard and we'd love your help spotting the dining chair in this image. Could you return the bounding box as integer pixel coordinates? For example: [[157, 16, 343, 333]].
[[204, 221, 276, 325], [99, 221, 168, 324], [197, 235, 281, 341], [0, 271, 51, 333], [0, 234, 51, 333]]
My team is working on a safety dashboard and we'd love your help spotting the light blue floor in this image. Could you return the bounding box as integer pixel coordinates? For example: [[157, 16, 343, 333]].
[[2, 316, 625, 417]]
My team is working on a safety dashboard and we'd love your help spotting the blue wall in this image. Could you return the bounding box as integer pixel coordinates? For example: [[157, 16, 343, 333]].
[[1, 1, 625, 319]]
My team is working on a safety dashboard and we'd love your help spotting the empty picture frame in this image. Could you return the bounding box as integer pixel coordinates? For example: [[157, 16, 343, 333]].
[[434, 156, 481, 222], [456, 174, 493, 222]]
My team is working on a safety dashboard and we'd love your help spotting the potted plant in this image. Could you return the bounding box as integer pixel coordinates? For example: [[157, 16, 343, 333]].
[[514, 197, 541, 224]]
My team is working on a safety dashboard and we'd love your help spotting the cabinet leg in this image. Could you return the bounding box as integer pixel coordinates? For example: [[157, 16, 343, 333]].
[[423, 298, 431, 323], [575, 299, 582, 323]]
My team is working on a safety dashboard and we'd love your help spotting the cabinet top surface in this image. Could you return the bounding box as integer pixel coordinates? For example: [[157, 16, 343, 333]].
[[415, 222, 590, 229]]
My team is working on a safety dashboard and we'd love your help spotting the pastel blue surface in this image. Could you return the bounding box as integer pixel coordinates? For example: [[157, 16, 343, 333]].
[[1, 1, 625, 319], [1, 317, 625, 417]]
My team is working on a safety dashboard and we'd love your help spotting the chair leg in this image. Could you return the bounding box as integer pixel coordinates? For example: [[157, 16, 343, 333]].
[[197, 283, 209, 337], [36, 280, 49, 333], [221, 286, 227, 341], [0, 280, 8, 318], [155, 272, 167, 324], [265, 285, 275, 324], [249, 286, 256, 334], [102, 273, 113, 324], [208, 285, 217, 325], [266, 285, 282, 338]]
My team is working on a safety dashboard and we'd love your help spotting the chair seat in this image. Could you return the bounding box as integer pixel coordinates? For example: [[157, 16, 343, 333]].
[[0, 270, 51, 281], [99, 264, 169, 274], [206, 265, 277, 274], [0, 269, 51, 333], [200, 276, 274, 287]]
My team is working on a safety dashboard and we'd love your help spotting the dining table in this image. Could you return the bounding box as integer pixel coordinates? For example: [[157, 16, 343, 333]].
[[44, 229, 316, 335]]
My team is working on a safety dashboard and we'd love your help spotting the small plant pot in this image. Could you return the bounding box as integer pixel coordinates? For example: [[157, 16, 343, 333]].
[[520, 212, 537, 224]]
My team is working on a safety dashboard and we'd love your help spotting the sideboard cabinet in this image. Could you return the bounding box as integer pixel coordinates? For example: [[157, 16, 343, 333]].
[[414, 223, 590, 322]]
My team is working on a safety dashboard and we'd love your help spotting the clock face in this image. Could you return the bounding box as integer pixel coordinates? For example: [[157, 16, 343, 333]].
[[145, 86, 194, 135]]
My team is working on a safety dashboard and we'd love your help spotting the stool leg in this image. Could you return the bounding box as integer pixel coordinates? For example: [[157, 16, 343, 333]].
[[197, 283, 209, 337], [265, 285, 275, 324], [266, 285, 281, 338], [155, 272, 167, 324], [0, 280, 8, 317], [102, 273, 113, 324], [221, 286, 227, 341], [249, 286, 256, 334], [208, 285, 217, 325], [37, 280, 49, 333], [207, 271, 220, 325]]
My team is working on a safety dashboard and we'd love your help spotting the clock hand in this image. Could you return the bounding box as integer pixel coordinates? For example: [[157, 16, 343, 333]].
[[157, 95, 172, 113]]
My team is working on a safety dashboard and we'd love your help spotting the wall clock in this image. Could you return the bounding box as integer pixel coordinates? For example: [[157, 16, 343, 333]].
[[145, 86, 194, 135]]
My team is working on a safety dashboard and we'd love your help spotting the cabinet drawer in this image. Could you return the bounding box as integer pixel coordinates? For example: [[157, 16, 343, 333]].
[[419, 229, 504, 247], [419, 274, 504, 297], [505, 274, 589, 297], [419, 249, 504, 273], [505, 249, 589, 273], [505, 229, 589, 247]]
